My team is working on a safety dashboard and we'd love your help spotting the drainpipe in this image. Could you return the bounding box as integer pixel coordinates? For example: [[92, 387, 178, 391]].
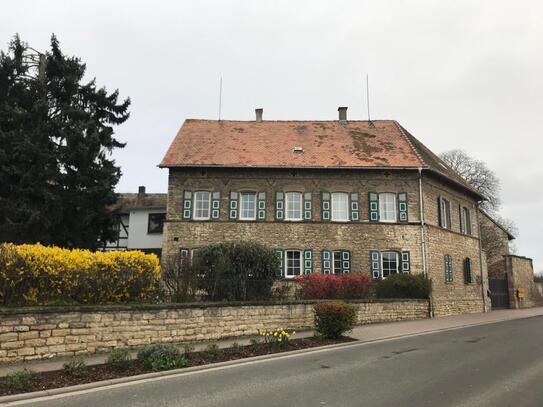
[[475, 203, 487, 312], [418, 168, 433, 317]]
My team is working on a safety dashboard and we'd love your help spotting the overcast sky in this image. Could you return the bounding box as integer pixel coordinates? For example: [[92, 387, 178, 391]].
[[2, 0, 542, 271]]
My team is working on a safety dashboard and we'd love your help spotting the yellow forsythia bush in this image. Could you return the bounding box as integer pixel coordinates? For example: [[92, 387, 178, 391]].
[[0, 243, 160, 306]]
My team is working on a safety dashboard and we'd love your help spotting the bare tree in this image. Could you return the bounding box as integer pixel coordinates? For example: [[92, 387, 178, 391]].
[[161, 253, 200, 303], [439, 149, 501, 211], [440, 149, 518, 251]]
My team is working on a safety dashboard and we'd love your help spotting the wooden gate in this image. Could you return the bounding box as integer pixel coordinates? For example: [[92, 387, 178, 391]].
[[488, 276, 510, 309]]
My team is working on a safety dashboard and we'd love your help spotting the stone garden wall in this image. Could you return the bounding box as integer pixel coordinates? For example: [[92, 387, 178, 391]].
[[0, 299, 429, 363]]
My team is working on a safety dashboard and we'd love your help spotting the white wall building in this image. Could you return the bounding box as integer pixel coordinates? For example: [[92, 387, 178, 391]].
[[103, 186, 167, 257]]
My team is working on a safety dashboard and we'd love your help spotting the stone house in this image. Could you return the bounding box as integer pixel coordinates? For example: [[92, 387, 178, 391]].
[[159, 107, 489, 316]]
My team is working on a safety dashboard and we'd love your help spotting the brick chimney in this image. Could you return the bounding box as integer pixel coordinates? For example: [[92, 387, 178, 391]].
[[138, 186, 146, 197], [255, 108, 263, 123], [338, 107, 348, 122]]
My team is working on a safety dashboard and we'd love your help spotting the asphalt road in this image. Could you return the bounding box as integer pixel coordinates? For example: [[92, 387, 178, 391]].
[[14, 316, 543, 407]]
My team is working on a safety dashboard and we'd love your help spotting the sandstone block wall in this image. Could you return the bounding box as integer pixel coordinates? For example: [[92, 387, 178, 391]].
[[505, 255, 543, 308], [0, 300, 428, 364]]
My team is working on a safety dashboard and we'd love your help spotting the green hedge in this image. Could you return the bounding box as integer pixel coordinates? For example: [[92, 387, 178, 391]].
[[375, 273, 432, 299], [195, 241, 279, 301]]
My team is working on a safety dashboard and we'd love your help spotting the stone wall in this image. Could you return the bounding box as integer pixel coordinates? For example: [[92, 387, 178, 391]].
[[0, 300, 428, 364], [422, 176, 487, 316], [505, 255, 543, 308]]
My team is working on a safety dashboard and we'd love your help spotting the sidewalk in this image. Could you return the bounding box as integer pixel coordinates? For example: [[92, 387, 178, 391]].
[[1, 307, 542, 377]]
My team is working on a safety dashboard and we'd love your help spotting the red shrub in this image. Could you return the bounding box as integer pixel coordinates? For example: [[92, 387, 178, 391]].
[[294, 273, 371, 300]]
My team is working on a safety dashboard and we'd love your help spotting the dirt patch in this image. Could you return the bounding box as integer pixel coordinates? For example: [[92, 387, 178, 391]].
[[0, 337, 355, 396]]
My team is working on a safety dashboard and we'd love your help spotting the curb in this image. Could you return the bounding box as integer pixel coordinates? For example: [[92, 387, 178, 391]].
[[1, 313, 541, 405]]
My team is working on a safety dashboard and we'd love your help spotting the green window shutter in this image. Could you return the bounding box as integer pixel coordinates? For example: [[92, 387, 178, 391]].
[[275, 249, 284, 277], [275, 192, 284, 220], [368, 192, 379, 222], [183, 191, 192, 219], [438, 197, 444, 227], [444, 255, 453, 282], [459, 205, 465, 234], [257, 192, 266, 220], [465, 208, 472, 235], [370, 251, 381, 279], [322, 250, 332, 274], [211, 191, 221, 220], [398, 192, 408, 223], [303, 192, 312, 221], [229, 192, 238, 219], [321, 192, 331, 221], [341, 250, 351, 273], [304, 249, 313, 274], [447, 201, 452, 230], [350, 193, 360, 222], [401, 251, 410, 273], [464, 257, 472, 284]]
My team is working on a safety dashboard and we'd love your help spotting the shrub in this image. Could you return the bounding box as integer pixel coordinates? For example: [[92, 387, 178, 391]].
[[230, 342, 241, 352], [5, 369, 34, 391], [375, 273, 432, 299], [107, 348, 130, 370], [182, 343, 195, 355], [295, 273, 371, 300], [137, 344, 187, 371], [63, 358, 87, 377], [195, 242, 279, 301], [0, 243, 160, 306], [314, 302, 357, 339], [161, 252, 200, 302], [205, 343, 220, 359]]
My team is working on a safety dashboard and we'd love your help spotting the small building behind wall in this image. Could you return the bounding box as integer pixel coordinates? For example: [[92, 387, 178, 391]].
[[479, 210, 542, 308], [102, 186, 167, 257]]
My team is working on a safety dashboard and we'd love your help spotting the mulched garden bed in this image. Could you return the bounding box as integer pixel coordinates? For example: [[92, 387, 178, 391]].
[[0, 336, 355, 396]]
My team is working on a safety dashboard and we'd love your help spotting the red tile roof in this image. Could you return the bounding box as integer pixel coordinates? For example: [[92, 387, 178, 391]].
[[160, 119, 483, 199]]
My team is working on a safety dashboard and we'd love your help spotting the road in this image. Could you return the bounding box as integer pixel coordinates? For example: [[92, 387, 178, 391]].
[[13, 316, 543, 407]]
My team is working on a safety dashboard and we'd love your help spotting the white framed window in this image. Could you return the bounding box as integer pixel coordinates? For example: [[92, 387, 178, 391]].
[[332, 251, 342, 274], [194, 191, 211, 220], [239, 192, 257, 220], [285, 250, 302, 278], [285, 192, 303, 221], [381, 251, 399, 278], [331, 193, 349, 221], [379, 193, 397, 222]]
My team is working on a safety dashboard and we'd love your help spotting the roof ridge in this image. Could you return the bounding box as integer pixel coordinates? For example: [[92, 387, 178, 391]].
[[393, 121, 426, 168], [185, 119, 395, 123]]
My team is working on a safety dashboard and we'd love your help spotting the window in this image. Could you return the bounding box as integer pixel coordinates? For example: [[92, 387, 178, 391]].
[[439, 197, 451, 229], [444, 255, 453, 282], [460, 206, 472, 235], [463, 258, 472, 284], [239, 192, 257, 220], [194, 191, 211, 220], [285, 192, 302, 221], [331, 193, 349, 221], [379, 193, 397, 222], [147, 213, 166, 234], [381, 251, 399, 278], [285, 250, 302, 278], [332, 251, 342, 274]]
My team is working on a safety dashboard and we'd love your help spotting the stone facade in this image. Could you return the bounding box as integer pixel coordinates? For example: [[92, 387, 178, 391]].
[[480, 211, 512, 277], [163, 167, 486, 316], [505, 255, 543, 309], [0, 300, 428, 363]]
